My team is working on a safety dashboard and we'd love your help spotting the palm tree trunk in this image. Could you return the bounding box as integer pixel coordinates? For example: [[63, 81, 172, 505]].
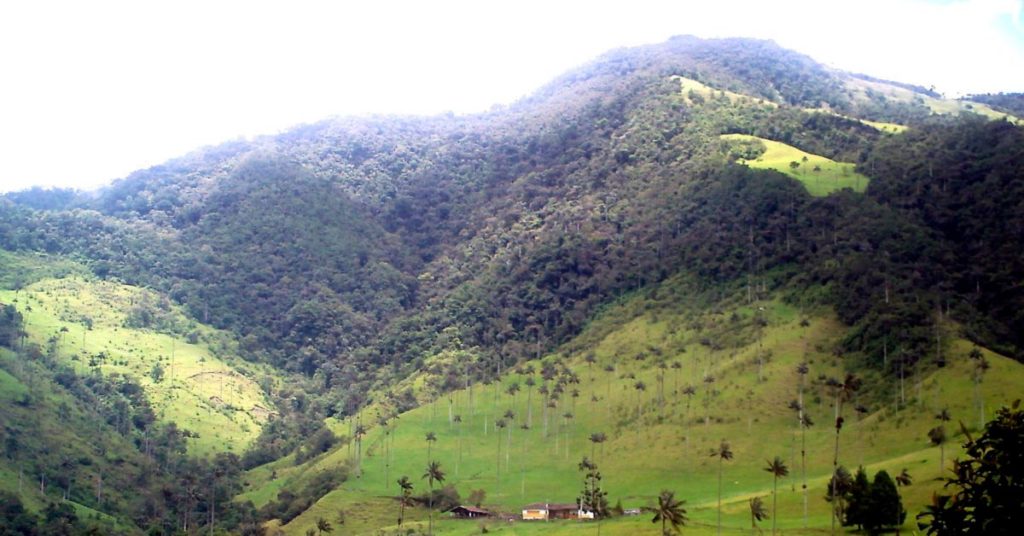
[[772, 475, 778, 535], [718, 456, 724, 536]]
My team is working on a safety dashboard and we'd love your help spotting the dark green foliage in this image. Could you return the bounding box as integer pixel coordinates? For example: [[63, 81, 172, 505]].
[[258, 469, 349, 525], [963, 92, 1024, 116], [0, 304, 24, 347], [918, 401, 1024, 535], [840, 467, 906, 534]]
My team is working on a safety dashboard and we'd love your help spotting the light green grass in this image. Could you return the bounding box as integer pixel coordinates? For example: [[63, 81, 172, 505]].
[[845, 77, 1023, 125], [0, 276, 277, 455], [673, 76, 778, 108], [721, 133, 870, 196], [247, 275, 1024, 535]]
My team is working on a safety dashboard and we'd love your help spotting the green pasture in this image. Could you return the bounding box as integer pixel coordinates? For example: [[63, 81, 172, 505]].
[[721, 133, 869, 196], [246, 277, 1024, 535], [0, 273, 275, 455]]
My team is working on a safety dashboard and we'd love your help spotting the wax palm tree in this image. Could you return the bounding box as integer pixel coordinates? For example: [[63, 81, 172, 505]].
[[396, 476, 413, 527], [315, 516, 332, 535], [589, 432, 607, 462], [507, 382, 520, 413], [525, 375, 536, 426], [682, 385, 696, 445], [495, 418, 507, 483], [644, 490, 688, 535], [422, 461, 445, 535], [711, 440, 734, 536], [425, 431, 437, 465], [795, 361, 809, 526], [453, 414, 463, 476], [764, 457, 788, 535], [749, 496, 768, 533], [503, 410, 516, 470], [894, 469, 911, 534], [354, 423, 368, 476], [933, 408, 951, 472], [703, 375, 716, 427], [634, 380, 647, 432], [671, 360, 682, 397], [830, 373, 860, 534]]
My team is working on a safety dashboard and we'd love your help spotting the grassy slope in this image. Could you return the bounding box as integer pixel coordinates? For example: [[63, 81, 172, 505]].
[[845, 77, 1024, 125], [0, 252, 277, 455], [721, 133, 870, 196], [674, 76, 778, 108], [243, 276, 1024, 535]]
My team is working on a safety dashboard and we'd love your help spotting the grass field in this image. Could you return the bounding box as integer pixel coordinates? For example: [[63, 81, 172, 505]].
[[673, 76, 778, 108], [0, 269, 277, 455], [721, 133, 869, 196], [242, 275, 1024, 535], [845, 77, 1023, 125]]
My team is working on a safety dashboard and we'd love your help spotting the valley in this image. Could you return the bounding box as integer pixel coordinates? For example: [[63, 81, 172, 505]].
[[1, 35, 1023, 535]]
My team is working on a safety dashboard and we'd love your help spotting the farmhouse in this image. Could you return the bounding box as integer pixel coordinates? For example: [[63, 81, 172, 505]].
[[521, 502, 595, 520], [449, 505, 492, 519]]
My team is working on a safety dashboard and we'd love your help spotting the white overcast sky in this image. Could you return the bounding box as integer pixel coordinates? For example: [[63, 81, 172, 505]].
[[1, 0, 1022, 193]]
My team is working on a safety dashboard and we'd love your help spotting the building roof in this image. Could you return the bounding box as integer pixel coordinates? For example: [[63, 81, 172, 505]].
[[451, 505, 492, 515]]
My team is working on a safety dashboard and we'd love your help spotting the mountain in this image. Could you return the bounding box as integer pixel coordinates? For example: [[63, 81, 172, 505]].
[[1, 36, 1023, 534]]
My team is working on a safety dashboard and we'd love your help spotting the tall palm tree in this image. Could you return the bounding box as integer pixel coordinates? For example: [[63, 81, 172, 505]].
[[589, 432, 607, 462], [495, 418, 507, 483], [396, 476, 413, 527], [799, 412, 814, 527], [525, 375, 536, 427], [634, 380, 647, 435], [749, 496, 768, 534], [425, 431, 437, 466], [795, 361, 809, 522], [453, 414, 463, 476], [703, 375, 716, 427], [894, 469, 912, 534], [764, 457, 789, 535], [934, 408, 951, 472], [503, 410, 516, 470], [829, 373, 860, 534], [682, 385, 696, 446], [315, 516, 332, 535], [644, 490, 688, 535], [507, 382, 520, 414], [711, 440, 734, 536], [422, 461, 445, 536], [671, 361, 682, 397], [354, 423, 368, 476]]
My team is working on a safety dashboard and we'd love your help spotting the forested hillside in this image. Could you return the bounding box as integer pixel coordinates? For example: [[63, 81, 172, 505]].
[[1, 36, 1023, 534]]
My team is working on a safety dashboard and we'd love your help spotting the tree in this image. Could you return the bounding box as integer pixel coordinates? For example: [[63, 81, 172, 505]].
[[315, 516, 332, 535], [795, 361, 810, 527], [749, 496, 769, 533], [845, 467, 871, 530], [494, 418, 506, 483], [710, 440, 734, 536], [928, 425, 948, 474], [644, 490, 688, 535], [422, 461, 445, 535], [577, 456, 609, 519], [865, 470, 905, 535], [764, 457, 789, 535], [918, 401, 1024, 535], [396, 476, 413, 527], [589, 432, 607, 462], [830, 373, 861, 534], [425, 431, 436, 465], [825, 466, 853, 531]]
